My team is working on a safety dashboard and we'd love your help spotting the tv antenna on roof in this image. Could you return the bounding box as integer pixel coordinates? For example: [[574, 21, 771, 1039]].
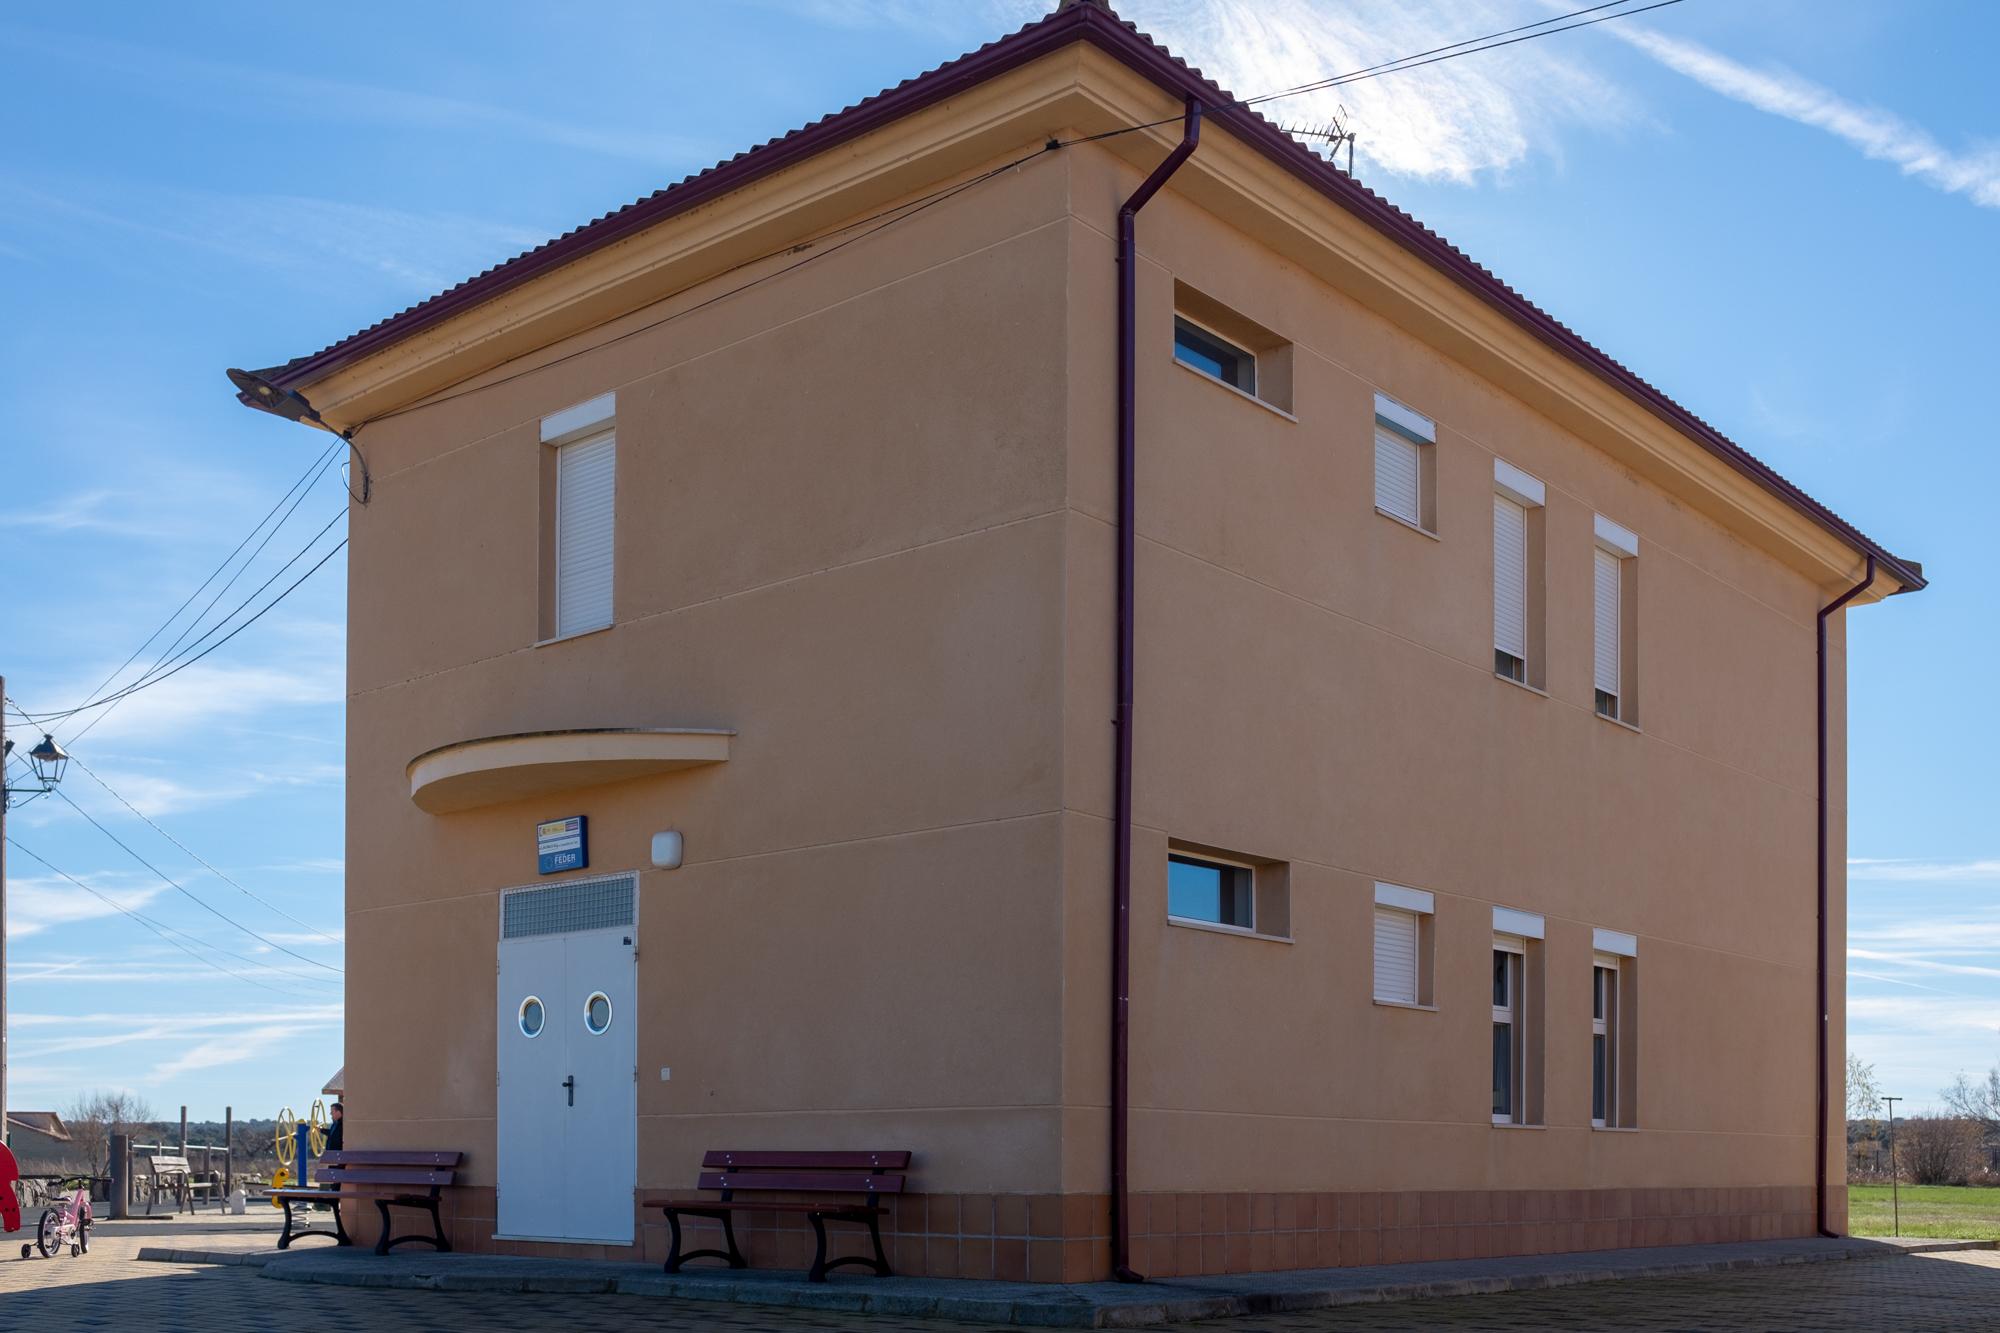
[[1279, 105, 1358, 177]]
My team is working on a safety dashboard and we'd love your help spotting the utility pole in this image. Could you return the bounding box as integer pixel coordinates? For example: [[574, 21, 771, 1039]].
[[1883, 1094, 1903, 1237], [1, 681, 71, 1151], [1, 673, 9, 1150]]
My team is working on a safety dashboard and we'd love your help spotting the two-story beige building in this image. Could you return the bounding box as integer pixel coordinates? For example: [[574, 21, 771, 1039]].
[[229, 1, 1923, 1283]]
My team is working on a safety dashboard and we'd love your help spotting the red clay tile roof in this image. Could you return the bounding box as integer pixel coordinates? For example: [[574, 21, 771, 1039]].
[[251, 2, 1921, 590]]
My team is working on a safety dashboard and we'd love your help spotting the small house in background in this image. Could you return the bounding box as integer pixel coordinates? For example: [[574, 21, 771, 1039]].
[[229, 0, 1922, 1283], [4, 1112, 74, 1173]]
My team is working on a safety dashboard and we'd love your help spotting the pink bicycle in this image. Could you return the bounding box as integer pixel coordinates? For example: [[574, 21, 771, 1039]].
[[19, 1175, 92, 1260]]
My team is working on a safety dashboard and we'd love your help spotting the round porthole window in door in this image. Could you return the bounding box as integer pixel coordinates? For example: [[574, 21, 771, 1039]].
[[584, 991, 612, 1035], [518, 996, 545, 1038]]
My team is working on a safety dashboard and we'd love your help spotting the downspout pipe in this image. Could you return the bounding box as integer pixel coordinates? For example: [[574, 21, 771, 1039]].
[[1816, 553, 1874, 1238], [1112, 95, 1200, 1285]]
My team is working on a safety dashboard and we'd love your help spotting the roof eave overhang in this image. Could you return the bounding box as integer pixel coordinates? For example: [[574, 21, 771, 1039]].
[[255, 2, 1922, 595]]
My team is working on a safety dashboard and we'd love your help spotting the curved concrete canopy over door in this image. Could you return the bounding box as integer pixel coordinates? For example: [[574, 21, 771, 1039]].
[[407, 727, 733, 814]]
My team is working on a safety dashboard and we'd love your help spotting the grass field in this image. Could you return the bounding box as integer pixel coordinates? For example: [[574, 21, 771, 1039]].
[[1849, 1184, 2000, 1239]]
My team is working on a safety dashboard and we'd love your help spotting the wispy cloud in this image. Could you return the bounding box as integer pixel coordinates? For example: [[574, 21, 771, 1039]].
[[9, 1006, 342, 1085], [1105, 0, 1632, 183], [5, 871, 165, 938], [12, 180, 552, 297], [1607, 21, 2000, 209], [1850, 857, 2000, 884], [29, 659, 342, 748], [0, 27, 710, 169]]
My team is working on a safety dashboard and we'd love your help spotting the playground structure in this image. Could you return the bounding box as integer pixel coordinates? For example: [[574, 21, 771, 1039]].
[[268, 1101, 329, 1199]]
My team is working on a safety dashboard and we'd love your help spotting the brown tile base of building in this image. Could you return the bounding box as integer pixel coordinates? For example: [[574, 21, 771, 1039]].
[[342, 1184, 1827, 1284]]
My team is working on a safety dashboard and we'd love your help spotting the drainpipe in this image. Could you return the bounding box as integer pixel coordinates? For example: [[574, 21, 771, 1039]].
[[1111, 95, 1200, 1285], [1816, 553, 1874, 1238]]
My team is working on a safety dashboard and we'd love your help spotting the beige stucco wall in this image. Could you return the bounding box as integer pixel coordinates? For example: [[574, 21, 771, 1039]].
[[1056, 140, 1842, 1213], [336, 91, 1860, 1245], [345, 148, 1080, 1195]]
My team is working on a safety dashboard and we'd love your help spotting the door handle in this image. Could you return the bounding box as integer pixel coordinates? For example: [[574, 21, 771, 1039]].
[[562, 1075, 575, 1107]]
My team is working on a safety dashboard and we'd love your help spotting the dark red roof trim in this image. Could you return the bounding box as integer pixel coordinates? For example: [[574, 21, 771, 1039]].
[[259, 2, 1921, 590]]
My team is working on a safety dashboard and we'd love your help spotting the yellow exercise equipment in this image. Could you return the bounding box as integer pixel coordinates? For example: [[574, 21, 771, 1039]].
[[275, 1107, 297, 1168], [308, 1099, 328, 1157]]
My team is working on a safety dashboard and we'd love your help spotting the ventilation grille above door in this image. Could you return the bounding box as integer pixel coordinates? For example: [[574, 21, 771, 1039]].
[[502, 875, 635, 939]]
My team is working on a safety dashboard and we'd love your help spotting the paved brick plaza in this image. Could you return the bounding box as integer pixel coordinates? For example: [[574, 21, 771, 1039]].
[[7, 1221, 2000, 1330]]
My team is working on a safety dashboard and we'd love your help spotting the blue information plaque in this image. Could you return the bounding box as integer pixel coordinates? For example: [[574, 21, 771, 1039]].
[[536, 815, 588, 875]]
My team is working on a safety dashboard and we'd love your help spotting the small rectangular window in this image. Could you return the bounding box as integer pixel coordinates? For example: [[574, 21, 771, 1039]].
[[556, 431, 617, 637], [1592, 961, 1617, 1127], [1373, 882, 1435, 1006], [1491, 943, 1522, 1121], [1168, 852, 1254, 930], [1591, 928, 1638, 1127], [1173, 317, 1256, 396], [1593, 516, 1638, 723], [1491, 906, 1544, 1127], [541, 392, 618, 642], [1374, 394, 1435, 532]]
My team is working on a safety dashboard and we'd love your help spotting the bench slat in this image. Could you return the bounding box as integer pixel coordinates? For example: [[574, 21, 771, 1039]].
[[321, 1150, 462, 1167], [697, 1171, 903, 1195], [702, 1150, 911, 1171], [644, 1198, 883, 1214], [316, 1168, 455, 1186]]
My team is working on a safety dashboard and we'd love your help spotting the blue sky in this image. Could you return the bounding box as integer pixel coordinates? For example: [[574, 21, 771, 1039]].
[[1, 1, 1993, 1123]]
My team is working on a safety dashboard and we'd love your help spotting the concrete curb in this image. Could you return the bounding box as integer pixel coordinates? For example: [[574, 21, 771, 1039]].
[[138, 1236, 1996, 1327], [136, 1246, 276, 1268]]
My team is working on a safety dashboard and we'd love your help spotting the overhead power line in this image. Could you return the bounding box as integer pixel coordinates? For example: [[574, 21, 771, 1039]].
[[11, 437, 343, 735], [65, 449, 345, 746], [51, 786, 343, 975], [12, 533, 348, 728], [66, 752, 344, 948], [5, 836, 333, 999]]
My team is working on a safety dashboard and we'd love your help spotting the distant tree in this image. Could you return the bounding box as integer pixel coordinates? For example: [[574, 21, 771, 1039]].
[[59, 1090, 157, 1174], [1847, 1053, 1883, 1122], [1942, 1065, 2000, 1138], [1897, 1116, 1980, 1186]]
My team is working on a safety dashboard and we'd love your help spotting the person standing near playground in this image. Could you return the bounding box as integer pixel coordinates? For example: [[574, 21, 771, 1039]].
[[325, 1103, 344, 1153]]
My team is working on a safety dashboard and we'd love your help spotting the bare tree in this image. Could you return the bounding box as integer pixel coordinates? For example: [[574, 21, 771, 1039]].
[[1897, 1115, 1980, 1186], [1942, 1066, 2000, 1137], [60, 1090, 158, 1173], [1847, 1053, 1882, 1122]]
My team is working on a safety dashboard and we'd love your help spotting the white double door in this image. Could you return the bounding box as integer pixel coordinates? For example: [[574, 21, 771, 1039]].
[[497, 923, 637, 1242]]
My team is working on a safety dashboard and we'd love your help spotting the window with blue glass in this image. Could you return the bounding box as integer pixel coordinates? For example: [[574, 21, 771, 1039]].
[[1167, 852, 1254, 929], [1173, 317, 1257, 396]]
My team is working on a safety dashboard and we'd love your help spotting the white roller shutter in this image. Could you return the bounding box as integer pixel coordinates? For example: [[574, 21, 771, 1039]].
[[1494, 495, 1528, 660], [1593, 547, 1622, 698], [1374, 907, 1419, 1004], [556, 431, 616, 638], [1375, 429, 1421, 525]]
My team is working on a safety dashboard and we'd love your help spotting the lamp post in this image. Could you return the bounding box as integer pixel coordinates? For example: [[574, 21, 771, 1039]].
[[1882, 1094, 1902, 1237], [0, 679, 71, 1148]]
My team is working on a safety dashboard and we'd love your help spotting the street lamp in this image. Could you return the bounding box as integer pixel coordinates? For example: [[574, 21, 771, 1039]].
[[23, 734, 68, 790]]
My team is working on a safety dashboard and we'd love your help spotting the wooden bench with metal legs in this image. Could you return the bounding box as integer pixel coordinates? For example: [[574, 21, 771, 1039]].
[[644, 1150, 911, 1283], [269, 1149, 462, 1254]]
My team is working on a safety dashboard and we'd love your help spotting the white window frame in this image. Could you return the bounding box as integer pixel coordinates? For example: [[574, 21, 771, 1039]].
[[1373, 882, 1434, 1007], [1592, 954, 1619, 1128], [1374, 393, 1434, 532], [1173, 314, 1258, 397], [1592, 927, 1638, 1129], [1493, 459, 1544, 685], [1593, 516, 1638, 722], [1166, 849, 1257, 934], [1492, 935, 1526, 1126], [543, 393, 619, 642]]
